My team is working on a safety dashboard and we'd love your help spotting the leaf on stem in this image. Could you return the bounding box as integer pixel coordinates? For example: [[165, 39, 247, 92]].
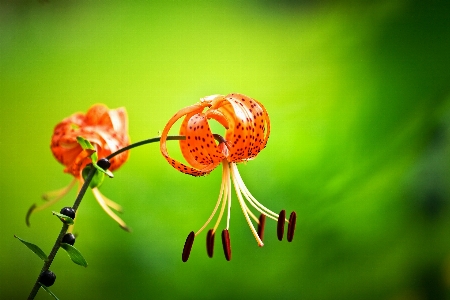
[[52, 211, 75, 225], [94, 164, 114, 178], [82, 165, 105, 188], [39, 283, 60, 300], [60, 243, 88, 267], [77, 136, 114, 178], [14, 235, 48, 261], [76, 136, 95, 151]]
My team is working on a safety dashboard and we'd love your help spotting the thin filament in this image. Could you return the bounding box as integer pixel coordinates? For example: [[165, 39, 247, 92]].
[[195, 160, 227, 235], [42, 178, 77, 201], [232, 164, 280, 221], [213, 162, 230, 232], [92, 188, 129, 231], [102, 194, 124, 213], [33, 179, 78, 214], [224, 161, 232, 230], [230, 163, 263, 246], [246, 206, 260, 224]]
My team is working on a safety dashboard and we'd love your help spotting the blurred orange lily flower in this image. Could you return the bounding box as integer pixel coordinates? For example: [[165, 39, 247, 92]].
[[27, 104, 131, 231], [160, 93, 296, 261]]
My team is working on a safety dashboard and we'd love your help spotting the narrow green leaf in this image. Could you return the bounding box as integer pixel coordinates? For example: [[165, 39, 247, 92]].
[[76, 136, 95, 150], [82, 165, 105, 188], [40, 283, 60, 300], [60, 243, 88, 267], [76, 136, 88, 149], [52, 211, 74, 225], [93, 162, 114, 178], [77, 136, 114, 179], [91, 151, 98, 162], [14, 235, 48, 261], [104, 168, 114, 178]]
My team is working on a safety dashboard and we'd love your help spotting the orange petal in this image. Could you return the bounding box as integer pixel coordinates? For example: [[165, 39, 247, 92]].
[[181, 113, 225, 168], [108, 107, 128, 138], [85, 104, 110, 127], [160, 104, 213, 176], [67, 149, 95, 177], [179, 111, 208, 170], [220, 93, 270, 162], [205, 108, 229, 129]]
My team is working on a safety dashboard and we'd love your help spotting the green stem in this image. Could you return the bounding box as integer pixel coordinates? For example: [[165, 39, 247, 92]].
[[105, 134, 225, 160], [28, 135, 185, 300], [105, 135, 185, 160], [28, 167, 96, 300]]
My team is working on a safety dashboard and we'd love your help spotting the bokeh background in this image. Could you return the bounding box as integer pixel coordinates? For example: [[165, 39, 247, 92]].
[[1, 0, 450, 299]]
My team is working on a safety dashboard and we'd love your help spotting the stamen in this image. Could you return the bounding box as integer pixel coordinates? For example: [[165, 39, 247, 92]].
[[216, 160, 231, 231], [182, 231, 195, 262], [41, 178, 77, 201], [225, 165, 232, 230], [213, 182, 228, 232], [92, 188, 130, 232], [27, 179, 78, 226], [257, 214, 266, 242], [206, 229, 215, 258], [277, 209, 286, 241], [221, 229, 231, 261], [196, 160, 227, 236], [230, 163, 264, 247], [102, 194, 124, 213], [246, 206, 260, 223], [287, 211, 297, 242], [231, 164, 279, 221]]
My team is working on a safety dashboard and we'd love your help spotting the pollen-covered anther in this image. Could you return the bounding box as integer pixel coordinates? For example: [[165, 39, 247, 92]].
[[206, 229, 215, 258], [182, 231, 195, 262], [221, 229, 231, 261], [277, 210, 286, 241], [257, 214, 266, 242], [287, 211, 297, 242]]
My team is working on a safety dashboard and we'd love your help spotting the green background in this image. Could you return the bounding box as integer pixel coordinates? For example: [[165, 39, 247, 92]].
[[1, 0, 450, 299]]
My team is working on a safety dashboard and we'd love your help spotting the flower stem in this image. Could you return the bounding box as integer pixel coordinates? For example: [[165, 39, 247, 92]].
[[28, 135, 185, 299], [27, 166, 97, 300], [105, 134, 223, 160], [105, 135, 185, 160]]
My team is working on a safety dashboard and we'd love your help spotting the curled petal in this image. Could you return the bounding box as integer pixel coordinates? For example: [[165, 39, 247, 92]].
[[66, 149, 95, 177], [218, 94, 270, 162], [181, 113, 225, 168], [160, 103, 223, 176], [161, 93, 270, 174], [204, 108, 229, 129], [179, 111, 209, 170], [92, 188, 130, 232]]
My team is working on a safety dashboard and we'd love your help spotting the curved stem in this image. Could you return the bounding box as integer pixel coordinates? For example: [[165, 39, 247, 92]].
[[105, 134, 224, 160], [105, 135, 185, 160], [28, 135, 189, 299], [28, 167, 97, 300]]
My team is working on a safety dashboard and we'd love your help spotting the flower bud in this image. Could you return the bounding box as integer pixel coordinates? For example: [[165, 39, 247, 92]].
[[97, 158, 111, 170], [62, 233, 76, 246], [39, 270, 56, 287], [60, 207, 75, 220]]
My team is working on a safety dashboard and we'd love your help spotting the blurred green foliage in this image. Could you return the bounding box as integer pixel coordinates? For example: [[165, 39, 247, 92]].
[[1, 0, 450, 299]]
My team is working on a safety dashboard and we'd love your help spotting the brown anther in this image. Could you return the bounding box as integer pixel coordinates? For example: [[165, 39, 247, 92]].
[[221, 229, 231, 261], [277, 210, 286, 241], [257, 214, 266, 242], [287, 211, 297, 242], [206, 229, 215, 258], [182, 231, 195, 262]]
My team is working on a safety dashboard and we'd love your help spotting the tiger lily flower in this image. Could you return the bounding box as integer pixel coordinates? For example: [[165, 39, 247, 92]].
[[27, 104, 131, 231], [160, 93, 297, 261]]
